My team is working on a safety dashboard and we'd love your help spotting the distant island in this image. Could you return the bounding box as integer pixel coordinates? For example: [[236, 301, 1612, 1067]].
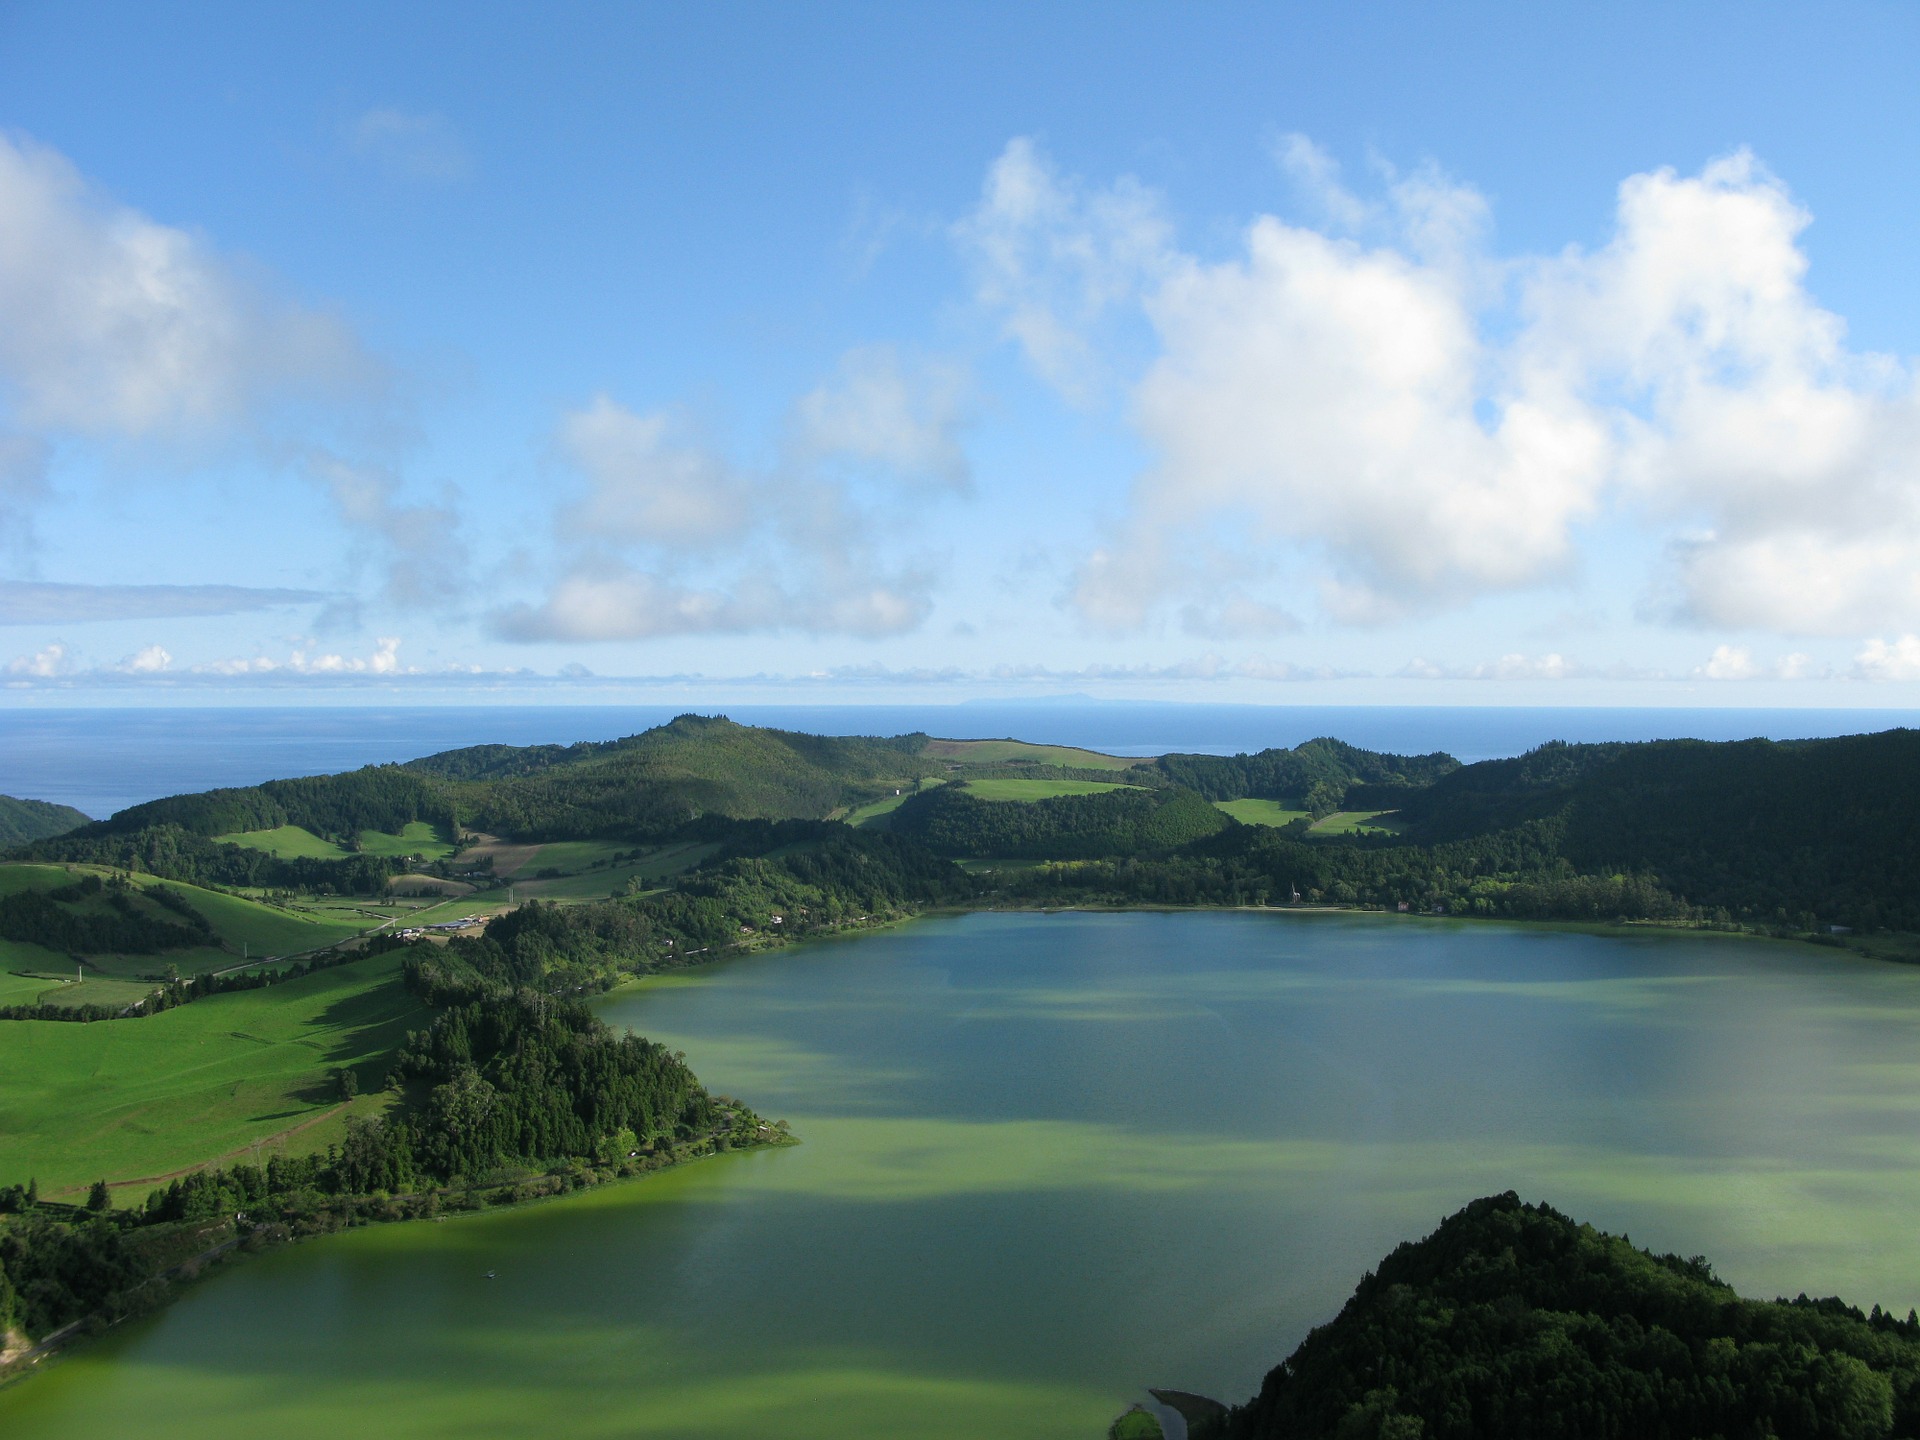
[[4, 715, 1918, 1391]]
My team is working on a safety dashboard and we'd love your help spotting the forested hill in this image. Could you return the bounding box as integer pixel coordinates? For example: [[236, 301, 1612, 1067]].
[[1391, 730, 1920, 930], [1212, 1192, 1920, 1439], [1151, 739, 1459, 817], [403, 714, 943, 839], [0, 794, 89, 846]]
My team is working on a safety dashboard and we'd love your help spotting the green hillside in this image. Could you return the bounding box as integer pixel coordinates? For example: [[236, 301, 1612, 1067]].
[[0, 861, 373, 981], [0, 794, 90, 846], [0, 950, 424, 1198], [406, 714, 941, 839]]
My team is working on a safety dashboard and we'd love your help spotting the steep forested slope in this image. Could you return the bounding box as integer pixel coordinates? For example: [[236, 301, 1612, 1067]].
[[0, 794, 90, 846], [1217, 1192, 1920, 1440]]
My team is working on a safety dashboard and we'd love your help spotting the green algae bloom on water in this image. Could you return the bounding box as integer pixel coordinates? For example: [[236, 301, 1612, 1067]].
[[6, 910, 1920, 1439]]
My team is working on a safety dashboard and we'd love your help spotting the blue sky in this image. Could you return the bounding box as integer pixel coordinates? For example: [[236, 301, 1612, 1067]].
[[3, 2, 1920, 705]]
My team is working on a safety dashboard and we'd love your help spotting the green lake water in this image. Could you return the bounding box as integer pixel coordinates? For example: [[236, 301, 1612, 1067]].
[[7, 910, 1920, 1437]]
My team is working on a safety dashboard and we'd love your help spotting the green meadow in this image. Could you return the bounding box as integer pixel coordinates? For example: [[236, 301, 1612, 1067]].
[[1212, 798, 1309, 827], [844, 783, 945, 829], [0, 861, 374, 983], [0, 951, 425, 1199], [213, 824, 351, 859], [1309, 810, 1405, 835], [964, 778, 1146, 802], [215, 821, 455, 861], [353, 821, 457, 860], [921, 738, 1143, 771], [509, 840, 720, 902]]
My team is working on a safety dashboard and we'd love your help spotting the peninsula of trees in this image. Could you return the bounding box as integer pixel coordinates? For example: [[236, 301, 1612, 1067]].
[[1203, 1192, 1920, 1440]]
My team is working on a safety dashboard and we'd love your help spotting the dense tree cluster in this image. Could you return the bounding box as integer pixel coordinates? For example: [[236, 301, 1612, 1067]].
[[1218, 1192, 1920, 1440], [410, 823, 970, 995], [406, 715, 946, 841], [890, 784, 1230, 858], [15, 822, 405, 895], [1152, 739, 1459, 817], [0, 874, 213, 955], [1397, 731, 1920, 930], [0, 794, 90, 847]]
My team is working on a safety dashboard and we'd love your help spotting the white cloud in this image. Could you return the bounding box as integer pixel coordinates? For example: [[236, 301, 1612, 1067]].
[[955, 137, 1172, 401], [491, 565, 929, 643], [0, 131, 456, 613], [969, 141, 1920, 640], [1854, 635, 1920, 682], [499, 353, 971, 644], [1528, 153, 1920, 635], [6, 642, 68, 676], [120, 644, 171, 672], [1697, 644, 1760, 681], [558, 397, 751, 549], [0, 132, 373, 439], [792, 347, 972, 491], [347, 109, 471, 184], [194, 635, 408, 676]]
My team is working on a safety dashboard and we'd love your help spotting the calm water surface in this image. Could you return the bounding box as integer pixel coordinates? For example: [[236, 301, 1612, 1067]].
[[6, 910, 1920, 1437]]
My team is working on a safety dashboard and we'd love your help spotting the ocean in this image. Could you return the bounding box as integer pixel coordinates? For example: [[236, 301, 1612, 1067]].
[[1, 702, 1914, 820]]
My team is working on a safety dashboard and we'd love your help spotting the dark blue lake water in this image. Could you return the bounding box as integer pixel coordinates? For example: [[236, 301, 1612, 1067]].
[[1, 702, 1913, 819]]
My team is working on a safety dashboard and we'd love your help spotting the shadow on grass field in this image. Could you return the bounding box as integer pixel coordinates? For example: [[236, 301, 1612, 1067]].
[[0, 951, 426, 1199]]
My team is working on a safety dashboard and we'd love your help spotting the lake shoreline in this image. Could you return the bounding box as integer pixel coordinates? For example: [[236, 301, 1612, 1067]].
[[0, 1128, 796, 1390]]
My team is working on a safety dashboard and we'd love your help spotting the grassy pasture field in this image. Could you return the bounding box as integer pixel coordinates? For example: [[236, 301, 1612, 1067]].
[[844, 782, 945, 829], [1309, 809, 1405, 835], [0, 950, 426, 1199], [215, 820, 455, 861], [963, 777, 1146, 802], [922, 737, 1145, 771], [1213, 798, 1310, 827], [353, 820, 456, 860], [510, 840, 719, 901], [212, 824, 350, 859], [0, 862, 374, 982]]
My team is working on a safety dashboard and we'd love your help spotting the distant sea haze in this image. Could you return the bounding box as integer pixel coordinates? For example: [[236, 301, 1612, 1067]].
[[1, 703, 1915, 821]]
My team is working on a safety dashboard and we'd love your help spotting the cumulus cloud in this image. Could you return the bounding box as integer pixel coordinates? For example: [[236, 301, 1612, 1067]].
[[120, 644, 170, 672], [347, 109, 472, 184], [0, 132, 458, 618], [966, 140, 1920, 639], [954, 137, 1172, 401], [1690, 645, 1821, 681], [5, 641, 68, 676], [0, 132, 374, 438], [1854, 635, 1920, 682], [557, 398, 751, 549], [195, 635, 407, 676], [0, 580, 327, 624], [792, 347, 972, 491], [496, 351, 972, 644]]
